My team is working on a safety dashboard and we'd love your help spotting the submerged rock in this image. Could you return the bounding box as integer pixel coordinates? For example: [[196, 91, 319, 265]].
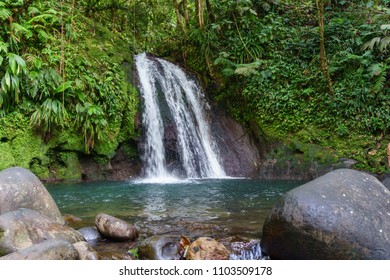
[[186, 237, 230, 260], [261, 169, 390, 259], [0, 167, 64, 224], [95, 213, 138, 241]]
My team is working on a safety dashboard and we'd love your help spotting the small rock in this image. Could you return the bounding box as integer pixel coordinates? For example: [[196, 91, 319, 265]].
[[138, 235, 181, 260], [95, 213, 138, 241], [78, 227, 102, 242], [186, 237, 230, 260]]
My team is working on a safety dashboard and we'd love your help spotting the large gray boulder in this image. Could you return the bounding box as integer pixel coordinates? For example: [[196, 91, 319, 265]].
[[0, 208, 84, 256], [261, 169, 390, 259], [0, 167, 64, 224], [0, 240, 79, 260]]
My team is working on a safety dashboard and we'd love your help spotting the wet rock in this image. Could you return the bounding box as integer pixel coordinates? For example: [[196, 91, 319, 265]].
[[63, 214, 82, 224], [95, 213, 138, 241], [138, 235, 181, 260], [78, 227, 102, 242], [0, 240, 79, 260], [0, 167, 64, 224], [382, 174, 390, 190], [186, 237, 230, 260], [0, 208, 85, 256], [92, 241, 134, 260], [73, 241, 100, 260], [261, 169, 390, 259], [211, 108, 261, 178]]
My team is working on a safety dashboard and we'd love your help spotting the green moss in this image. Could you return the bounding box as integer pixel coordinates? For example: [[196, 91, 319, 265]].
[[94, 139, 119, 158], [0, 143, 16, 169], [259, 116, 389, 175], [0, 112, 50, 178], [50, 152, 82, 181], [49, 129, 85, 152]]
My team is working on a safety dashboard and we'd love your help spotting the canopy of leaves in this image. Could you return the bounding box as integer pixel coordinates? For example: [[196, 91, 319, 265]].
[[0, 0, 389, 173]]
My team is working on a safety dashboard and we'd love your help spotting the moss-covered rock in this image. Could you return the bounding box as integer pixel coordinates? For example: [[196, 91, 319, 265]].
[[0, 112, 50, 179]]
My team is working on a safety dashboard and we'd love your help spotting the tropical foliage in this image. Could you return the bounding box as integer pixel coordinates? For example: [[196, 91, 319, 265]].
[[0, 0, 389, 174]]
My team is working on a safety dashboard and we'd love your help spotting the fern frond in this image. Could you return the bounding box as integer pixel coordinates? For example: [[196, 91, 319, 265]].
[[234, 60, 262, 76], [362, 37, 381, 51], [379, 36, 390, 52], [0, 7, 12, 20], [11, 23, 33, 39]]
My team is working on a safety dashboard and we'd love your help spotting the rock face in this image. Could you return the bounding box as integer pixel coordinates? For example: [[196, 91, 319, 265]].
[[0, 167, 64, 224], [211, 108, 261, 178], [0, 240, 79, 260], [0, 208, 85, 256], [186, 237, 230, 260], [138, 235, 181, 260], [261, 169, 390, 260], [95, 213, 138, 241]]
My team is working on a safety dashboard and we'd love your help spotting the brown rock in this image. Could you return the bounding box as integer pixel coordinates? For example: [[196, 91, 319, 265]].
[[95, 213, 138, 241], [186, 237, 230, 260]]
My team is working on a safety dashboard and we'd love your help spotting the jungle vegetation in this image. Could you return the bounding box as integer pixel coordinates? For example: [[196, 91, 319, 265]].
[[0, 0, 389, 177]]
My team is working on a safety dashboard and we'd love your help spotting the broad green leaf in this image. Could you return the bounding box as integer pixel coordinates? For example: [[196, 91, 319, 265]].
[[1, 76, 8, 93], [4, 71, 11, 90], [14, 53, 26, 68], [33, 57, 43, 69], [8, 53, 17, 75], [56, 81, 72, 93], [0, 56, 3, 66]]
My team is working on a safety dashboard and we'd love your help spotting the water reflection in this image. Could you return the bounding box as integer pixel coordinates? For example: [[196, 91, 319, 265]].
[[46, 179, 303, 237]]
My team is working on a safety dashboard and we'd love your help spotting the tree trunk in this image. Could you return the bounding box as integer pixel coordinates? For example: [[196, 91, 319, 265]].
[[316, 0, 334, 98], [195, 0, 205, 29], [205, 0, 215, 23]]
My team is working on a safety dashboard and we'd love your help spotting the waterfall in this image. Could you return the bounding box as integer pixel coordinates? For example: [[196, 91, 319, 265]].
[[135, 53, 225, 179]]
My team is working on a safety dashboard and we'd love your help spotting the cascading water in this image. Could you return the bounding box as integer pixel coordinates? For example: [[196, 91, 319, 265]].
[[135, 53, 225, 179]]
